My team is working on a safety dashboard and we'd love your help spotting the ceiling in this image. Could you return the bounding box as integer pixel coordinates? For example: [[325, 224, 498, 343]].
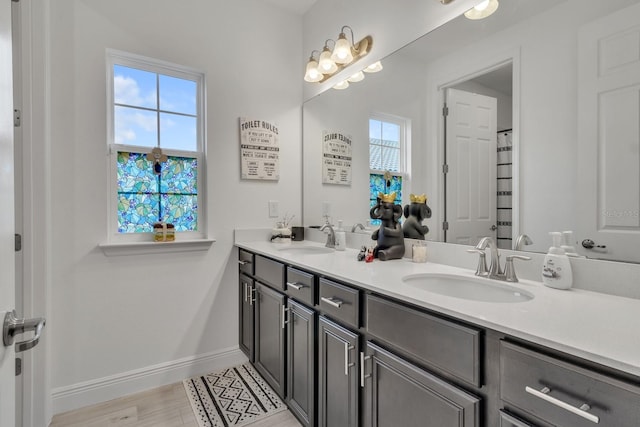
[[261, 0, 317, 15]]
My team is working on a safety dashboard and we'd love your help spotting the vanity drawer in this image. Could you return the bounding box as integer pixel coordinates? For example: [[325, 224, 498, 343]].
[[255, 255, 285, 291], [499, 411, 534, 427], [500, 341, 640, 427], [286, 267, 315, 307], [318, 278, 359, 328], [238, 249, 254, 276], [366, 294, 481, 386]]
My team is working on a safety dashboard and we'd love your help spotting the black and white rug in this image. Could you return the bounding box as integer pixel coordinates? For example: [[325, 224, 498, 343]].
[[183, 363, 287, 427]]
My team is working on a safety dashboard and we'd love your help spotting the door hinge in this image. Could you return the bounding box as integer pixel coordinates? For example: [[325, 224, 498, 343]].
[[14, 109, 21, 127], [15, 357, 22, 376], [442, 105, 449, 117], [15, 234, 22, 252], [443, 221, 449, 231], [442, 164, 449, 174]]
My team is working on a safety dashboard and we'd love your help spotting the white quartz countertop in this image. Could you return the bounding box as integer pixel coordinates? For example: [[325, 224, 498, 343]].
[[236, 240, 640, 378]]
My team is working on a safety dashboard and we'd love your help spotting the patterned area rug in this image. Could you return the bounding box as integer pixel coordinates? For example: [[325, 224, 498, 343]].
[[183, 363, 287, 427]]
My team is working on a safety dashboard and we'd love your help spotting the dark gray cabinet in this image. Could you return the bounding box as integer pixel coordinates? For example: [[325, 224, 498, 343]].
[[286, 300, 316, 427], [499, 411, 535, 427], [317, 316, 359, 427], [254, 282, 286, 398], [362, 342, 480, 427], [239, 273, 255, 361], [500, 340, 640, 427]]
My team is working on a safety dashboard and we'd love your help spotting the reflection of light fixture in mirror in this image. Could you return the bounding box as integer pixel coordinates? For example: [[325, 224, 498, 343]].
[[464, 0, 499, 20], [347, 71, 365, 83], [303, 50, 323, 83], [318, 40, 338, 74], [333, 80, 350, 90], [363, 61, 383, 73]]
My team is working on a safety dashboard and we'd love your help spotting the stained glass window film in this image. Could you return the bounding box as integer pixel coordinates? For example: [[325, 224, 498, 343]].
[[369, 173, 403, 225], [117, 152, 198, 233]]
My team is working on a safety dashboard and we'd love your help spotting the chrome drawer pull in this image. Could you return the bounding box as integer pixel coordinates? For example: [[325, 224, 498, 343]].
[[238, 260, 252, 266], [321, 296, 343, 308], [344, 343, 355, 376], [360, 352, 371, 388], [286, 282, 305, 290], [525, 386, 599, 424]]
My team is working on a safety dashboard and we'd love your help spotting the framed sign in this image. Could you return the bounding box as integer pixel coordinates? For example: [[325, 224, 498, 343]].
[[322, 130, 352, 185], [240, 117, 280, 180]]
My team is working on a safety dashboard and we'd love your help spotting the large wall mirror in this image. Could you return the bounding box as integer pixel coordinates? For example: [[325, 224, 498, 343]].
[[302, 0, 640, 263]]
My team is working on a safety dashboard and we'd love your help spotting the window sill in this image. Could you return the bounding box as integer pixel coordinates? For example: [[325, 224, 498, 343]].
[[99, 239, 215, 257]]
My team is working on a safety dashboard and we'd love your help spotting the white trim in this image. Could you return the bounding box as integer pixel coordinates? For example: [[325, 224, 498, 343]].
[[99, 238, 215, 256], [51, 346, 247, 415], [105, 50, 207, 243]]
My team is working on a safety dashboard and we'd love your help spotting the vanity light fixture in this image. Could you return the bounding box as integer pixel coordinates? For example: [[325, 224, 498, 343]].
[[464, 0, 499, 20], [363, 61, 383, 73], [318, 40, 338, 74], [303, 50, 323, 83], [347, 71, 365, 83], [333, 80, 350, 90], [304, 25, 373, 84]]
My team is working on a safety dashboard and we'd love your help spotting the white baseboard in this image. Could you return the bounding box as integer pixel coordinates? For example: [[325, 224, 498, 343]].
[[51, 346, 247, 415]]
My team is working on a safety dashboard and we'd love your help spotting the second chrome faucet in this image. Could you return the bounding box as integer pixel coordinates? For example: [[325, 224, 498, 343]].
[[467, 237, 531, 282]]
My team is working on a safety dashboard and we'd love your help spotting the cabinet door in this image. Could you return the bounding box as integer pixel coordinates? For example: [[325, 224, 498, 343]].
[[363, 342, 480, 427], [239, 274, 255, 361], [254, 282, 286, 398], [318, 316, 359, 427], [286, 300, 316, 427]]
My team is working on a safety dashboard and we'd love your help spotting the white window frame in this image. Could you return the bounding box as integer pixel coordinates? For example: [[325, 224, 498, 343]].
[[369, 113, 411, 205], [106, 49, 207, 243]]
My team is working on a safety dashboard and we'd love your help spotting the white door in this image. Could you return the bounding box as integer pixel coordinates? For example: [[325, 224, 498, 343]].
[[1, 0, 17, 423], [445, 88, 498, 246], [577, 2, 640, 262]]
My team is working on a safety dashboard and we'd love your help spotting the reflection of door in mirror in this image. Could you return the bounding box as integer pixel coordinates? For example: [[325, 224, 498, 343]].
[[577, 1, 640, 263], [444, 88, 498, 247]]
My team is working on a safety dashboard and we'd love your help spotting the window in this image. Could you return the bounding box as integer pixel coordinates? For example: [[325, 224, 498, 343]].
[[369, 115, 409, 223], [107, 50, 205, 241]]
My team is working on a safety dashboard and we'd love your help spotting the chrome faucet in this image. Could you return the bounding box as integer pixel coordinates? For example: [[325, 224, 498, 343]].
[[468, 236, 531, 282], [475, 237, 503, 279], [514, 234, 533, 251], [351, 223, 365, 232], [319, 223, 336, 248]]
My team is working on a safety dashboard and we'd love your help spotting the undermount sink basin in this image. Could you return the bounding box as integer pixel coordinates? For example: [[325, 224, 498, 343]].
[[276, 245, 334, 255], [401, 274, 534, 303]]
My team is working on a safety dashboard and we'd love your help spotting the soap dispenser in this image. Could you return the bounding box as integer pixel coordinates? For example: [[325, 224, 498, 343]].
[[542, 232, 573, 290], [335, 220, 346, 251]]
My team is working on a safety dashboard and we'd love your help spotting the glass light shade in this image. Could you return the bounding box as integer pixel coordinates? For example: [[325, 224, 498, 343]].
[[331, 34, 354, 64], [363, 61, 383, 73], [464, 0, 499, 20], [318, 48, 338, 74], [347, 71, 365, 83], [333, 80, 349, 90], [304, 59, 323, 83]]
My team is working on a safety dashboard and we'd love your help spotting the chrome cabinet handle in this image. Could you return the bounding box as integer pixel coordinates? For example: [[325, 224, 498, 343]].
[[360, 351, 371, 388], [321, 296, 343, 308], [344, 343, 355, 376], [3, 310, 46, 353], [286, 282, 305, 290], [525, 386, 599, 424], [243, 282, 248, 302], [281, 305, 290, 329], [249, 286, 255, 306], [238, 260, 252, 266]]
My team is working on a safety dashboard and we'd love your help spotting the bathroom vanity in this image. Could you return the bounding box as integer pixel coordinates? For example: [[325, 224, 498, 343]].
[[236, 240, 640, 427]]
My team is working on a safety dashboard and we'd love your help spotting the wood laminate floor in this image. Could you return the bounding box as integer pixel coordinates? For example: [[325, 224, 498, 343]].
[[49, 382, 302, 427]]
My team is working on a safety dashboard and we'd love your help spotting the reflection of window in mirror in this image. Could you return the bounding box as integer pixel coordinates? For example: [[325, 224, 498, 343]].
[[369, 114, 408, 225]]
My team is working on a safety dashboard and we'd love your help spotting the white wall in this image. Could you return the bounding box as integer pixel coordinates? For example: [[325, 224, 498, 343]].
[[43, 0, 303, 413]]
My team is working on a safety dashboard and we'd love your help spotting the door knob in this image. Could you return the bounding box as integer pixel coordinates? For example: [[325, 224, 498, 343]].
[[3, 310, 46, 352]]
